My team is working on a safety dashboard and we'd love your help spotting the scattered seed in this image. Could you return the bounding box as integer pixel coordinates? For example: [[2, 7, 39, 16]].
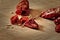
[[11, 12, 14, 14], [11, 27, 14, 29], [6, 24, 12, 26], [6, 26, 10, 29]]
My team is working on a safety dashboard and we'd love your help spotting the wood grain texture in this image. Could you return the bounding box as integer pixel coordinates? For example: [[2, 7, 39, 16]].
[[0, 0, 60, 40]]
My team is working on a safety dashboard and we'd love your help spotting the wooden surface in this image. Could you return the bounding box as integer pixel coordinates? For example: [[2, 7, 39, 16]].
[[0, 0, 60, 40]]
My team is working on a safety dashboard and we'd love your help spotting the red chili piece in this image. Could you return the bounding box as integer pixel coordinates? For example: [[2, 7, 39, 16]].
[[40, 7, 60, 20], [54, 17, 60, 25], [55, 24, 60, 33], [16, 0, 29, 16], [11, 15, 18, 24], [24, 19, 39, 30]]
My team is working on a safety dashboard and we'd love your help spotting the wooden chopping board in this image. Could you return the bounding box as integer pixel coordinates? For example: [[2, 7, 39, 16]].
[[0, 0, 60, 40]]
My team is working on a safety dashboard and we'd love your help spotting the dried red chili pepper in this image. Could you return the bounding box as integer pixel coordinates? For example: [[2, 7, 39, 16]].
[[54, 17, 60, 25], [18, 16, 29, 24], [40, 7, 60, 20], [55, 24, 60, 33], [10, 15, 18, 24], [24, 19, 39, 30], [16, 0, 30, 16]]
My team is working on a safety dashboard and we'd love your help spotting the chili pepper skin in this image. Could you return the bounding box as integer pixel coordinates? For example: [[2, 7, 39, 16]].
[[54, 17, 60, 25], [10, 15, 18, 24], [40, 7, 60, 20], [24, 19, 39, 30], [55, 24, 60, 33]]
